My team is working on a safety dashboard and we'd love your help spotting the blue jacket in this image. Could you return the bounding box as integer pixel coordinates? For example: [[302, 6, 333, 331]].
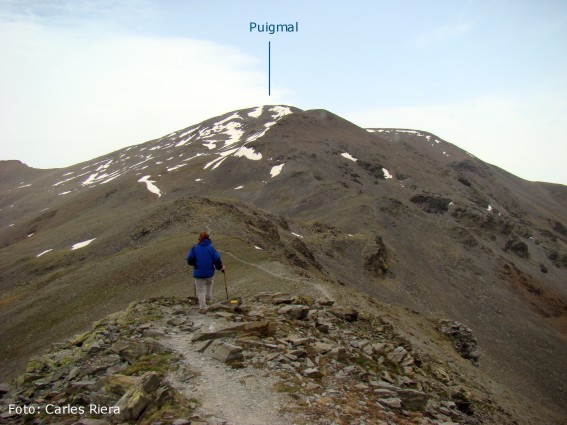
[[186, 238, 223, 279]]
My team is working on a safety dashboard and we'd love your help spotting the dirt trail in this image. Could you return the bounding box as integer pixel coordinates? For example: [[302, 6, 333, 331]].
[[162, 313, 294, 425], [219, 249, 333, 299]]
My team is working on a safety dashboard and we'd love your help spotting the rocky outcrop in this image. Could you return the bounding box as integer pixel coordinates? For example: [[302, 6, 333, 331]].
[[114, 372, 160, 421], [437, 320, 479, 365], [363, 236, 390, 276], [504, 239, 530, 259], [0, 293, 506, 424], [0, 299, 194, 424], [410, 194, 451, 214]]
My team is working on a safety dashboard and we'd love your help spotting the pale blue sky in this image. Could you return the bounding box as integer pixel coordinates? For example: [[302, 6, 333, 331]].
[[1, 0, 566, 184]]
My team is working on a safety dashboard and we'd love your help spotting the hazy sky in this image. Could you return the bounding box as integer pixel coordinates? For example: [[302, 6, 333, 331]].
[[1, 0, 566, 184]]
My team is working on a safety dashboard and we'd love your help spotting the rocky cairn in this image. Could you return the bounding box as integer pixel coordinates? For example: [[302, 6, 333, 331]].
[[437, 321, 479, 366], [0, 293, 500, 425]]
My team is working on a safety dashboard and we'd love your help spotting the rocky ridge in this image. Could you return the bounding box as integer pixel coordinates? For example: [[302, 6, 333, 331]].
[[0, 293, 510, 425]]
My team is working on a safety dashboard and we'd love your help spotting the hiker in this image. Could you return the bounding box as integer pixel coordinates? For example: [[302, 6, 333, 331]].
[[186, 231, 225, 313]]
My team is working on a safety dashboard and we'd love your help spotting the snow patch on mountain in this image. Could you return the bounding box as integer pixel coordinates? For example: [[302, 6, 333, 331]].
[[197, 106, 292, 171], [198, 115, 244, 148], [71, 238, 96, 250], [246, 123, 275, 143], [183, 153, 206, 163], [223, 124, 245, 146], [216, 112, 242, 126], [367, 129, 447, 149], [177, 126, 198, 139], [270, 105, 293, 119], [100, 175, 121, 184], [167, 164, 187, 172], [36, 249, 53, 257], [248, 106, 263, 118], [138, 175, 162, 197], [96, 160, 113, 172], [175, 135, 195, 147], [270, 164, 285, 178], [203, 141, 218, 150], [53, 173, 81, 186], [235, 147, 262, 161], [341, 153, 357, 162], [205, 148, 238, 170], [82, 174, 98, 186], [245, 106, 293, 143], [382, 168, 393, 179]]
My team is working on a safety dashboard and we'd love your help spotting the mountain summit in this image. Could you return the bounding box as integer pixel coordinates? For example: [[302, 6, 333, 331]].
[[1, 105, 566, 424]]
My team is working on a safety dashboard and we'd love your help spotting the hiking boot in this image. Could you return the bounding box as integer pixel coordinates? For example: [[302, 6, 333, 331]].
[[198, 307, 208, 314]]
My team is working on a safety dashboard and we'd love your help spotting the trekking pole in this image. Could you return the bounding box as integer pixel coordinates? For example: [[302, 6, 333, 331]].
[[223, 269, 228, 300]]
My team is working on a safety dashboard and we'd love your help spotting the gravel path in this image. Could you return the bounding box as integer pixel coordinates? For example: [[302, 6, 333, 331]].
[[162, 315, 295, 425]]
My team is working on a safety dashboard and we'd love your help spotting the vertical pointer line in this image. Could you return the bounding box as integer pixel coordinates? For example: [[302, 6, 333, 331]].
[[268, 41, 271, 96]]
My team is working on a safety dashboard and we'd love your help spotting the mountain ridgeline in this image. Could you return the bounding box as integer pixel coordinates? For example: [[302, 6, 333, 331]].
[[0, 105, 566, 424]]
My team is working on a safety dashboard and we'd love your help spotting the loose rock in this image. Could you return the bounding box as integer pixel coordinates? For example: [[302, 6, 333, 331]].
[[205, 341, 244, 363]]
